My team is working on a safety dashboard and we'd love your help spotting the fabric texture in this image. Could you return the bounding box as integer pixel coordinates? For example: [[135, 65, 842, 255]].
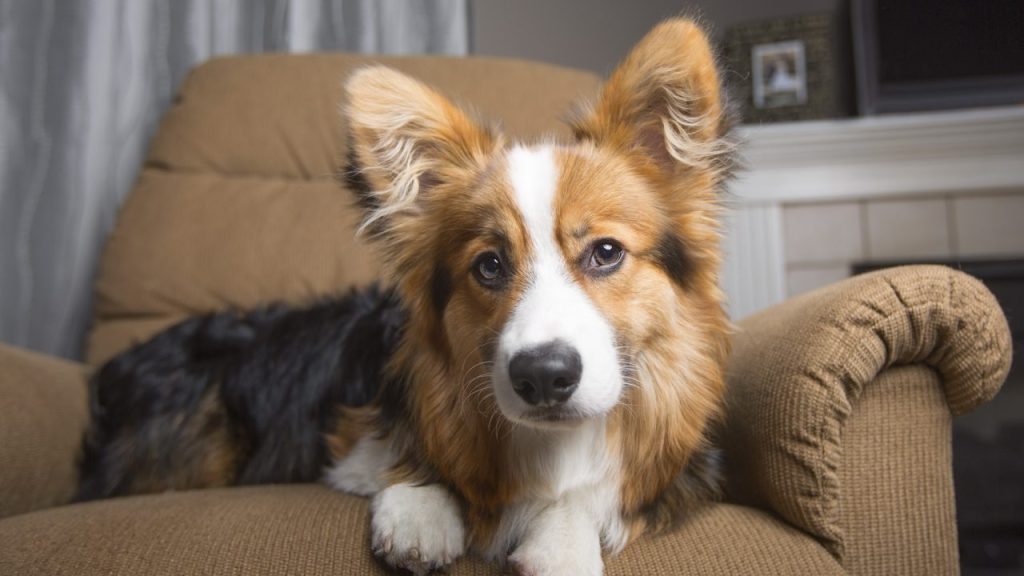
[[0, 485, 843, 576], [839, 366, 958, 576], [86, 53, 602, 366], [721, 264, 1012, 561], [0, 343, 89, 519], [0, 0, 468, 360]]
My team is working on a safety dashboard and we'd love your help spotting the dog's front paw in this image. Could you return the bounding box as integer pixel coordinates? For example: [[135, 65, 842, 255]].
[[508, 530, 603, 576], [370, 483, 466, 575]]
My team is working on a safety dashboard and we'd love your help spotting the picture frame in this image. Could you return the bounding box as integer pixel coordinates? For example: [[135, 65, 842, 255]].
[[752, 40, 808, 109], [724, 13, 854, 124]]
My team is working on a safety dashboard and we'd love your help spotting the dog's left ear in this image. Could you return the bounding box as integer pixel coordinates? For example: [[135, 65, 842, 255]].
[[572, 19, 729, 176]]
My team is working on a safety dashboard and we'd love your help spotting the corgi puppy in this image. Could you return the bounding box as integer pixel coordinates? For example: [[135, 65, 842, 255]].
[[330, 17, 732, 575], [77, 18, 732, 576]]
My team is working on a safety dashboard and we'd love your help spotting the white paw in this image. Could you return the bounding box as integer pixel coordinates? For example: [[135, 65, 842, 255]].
[[509, 544, 604, 576], [508, 513, 603, 576], [371, 483, 466, 575]]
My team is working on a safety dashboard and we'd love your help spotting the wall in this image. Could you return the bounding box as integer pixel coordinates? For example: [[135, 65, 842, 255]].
[[471, 0, 840, 74], [783, 194, 1024, 298]]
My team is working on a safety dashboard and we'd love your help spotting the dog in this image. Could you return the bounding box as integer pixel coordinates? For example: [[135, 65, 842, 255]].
[[77, 18, 734, 575]]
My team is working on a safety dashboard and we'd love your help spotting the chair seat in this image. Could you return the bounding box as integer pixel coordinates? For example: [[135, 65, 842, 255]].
[[0, 484, 842, 575]]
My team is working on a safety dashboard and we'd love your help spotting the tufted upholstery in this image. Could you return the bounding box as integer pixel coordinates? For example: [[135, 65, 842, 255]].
[[86, 54, 600, 366]]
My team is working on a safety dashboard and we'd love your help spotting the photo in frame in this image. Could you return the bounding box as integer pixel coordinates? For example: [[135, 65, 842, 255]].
[[724, 13, 854, 124], [752, 40, 808, 109]]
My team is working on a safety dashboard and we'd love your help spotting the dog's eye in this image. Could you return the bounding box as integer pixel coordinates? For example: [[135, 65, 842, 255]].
[[473, 252, 505, 287], [587, 240, 625, 274]]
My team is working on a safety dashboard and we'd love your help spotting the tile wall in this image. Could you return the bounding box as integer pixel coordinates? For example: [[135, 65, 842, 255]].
[[782, 192, 1024, 298]]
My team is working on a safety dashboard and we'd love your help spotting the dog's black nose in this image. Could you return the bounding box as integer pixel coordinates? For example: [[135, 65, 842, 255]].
[[508, 341, 582, 406]]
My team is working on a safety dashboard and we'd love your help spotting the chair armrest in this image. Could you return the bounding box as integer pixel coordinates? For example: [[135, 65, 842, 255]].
[[720, 265, 1012, 562], [0, 343, 89, 518]]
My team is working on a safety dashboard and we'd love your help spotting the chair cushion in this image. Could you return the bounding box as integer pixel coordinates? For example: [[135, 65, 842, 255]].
[[0, 344, 89, 519], [0, 485, 843, 575], [87, 54, 602, 366]]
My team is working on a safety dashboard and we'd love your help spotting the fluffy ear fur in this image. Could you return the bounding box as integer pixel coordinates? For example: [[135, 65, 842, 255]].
[[572, 18, 733, 295], [571, 19, 732, 176], [345, 66, 500, 235]]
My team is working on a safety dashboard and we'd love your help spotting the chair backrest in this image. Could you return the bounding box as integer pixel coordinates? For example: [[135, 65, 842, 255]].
[[86, 53, 601, 366]]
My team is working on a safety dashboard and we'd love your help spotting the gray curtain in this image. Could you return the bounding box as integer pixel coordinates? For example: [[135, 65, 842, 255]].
[[0, 0, 467, 360]]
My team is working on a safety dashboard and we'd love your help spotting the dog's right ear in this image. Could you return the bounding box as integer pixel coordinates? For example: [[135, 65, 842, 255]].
[[344, 66, 499, 235], [571, 19, 730, 178]]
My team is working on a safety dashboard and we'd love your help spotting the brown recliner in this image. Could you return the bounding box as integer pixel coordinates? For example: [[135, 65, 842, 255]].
[[0, 53, 1012, 576]]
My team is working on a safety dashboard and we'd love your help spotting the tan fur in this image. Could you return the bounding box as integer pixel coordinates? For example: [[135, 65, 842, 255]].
[[551, 144, 729, 534], [567, 19, 732, 533], [332, 17, 732, 553], [341, 75, 527, 542]]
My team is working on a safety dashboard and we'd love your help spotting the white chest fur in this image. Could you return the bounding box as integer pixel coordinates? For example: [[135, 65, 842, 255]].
[[482, 420, 629, 561]]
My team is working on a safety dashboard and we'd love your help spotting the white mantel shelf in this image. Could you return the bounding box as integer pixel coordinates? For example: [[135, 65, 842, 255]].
[[732, 105, 1024, 204]]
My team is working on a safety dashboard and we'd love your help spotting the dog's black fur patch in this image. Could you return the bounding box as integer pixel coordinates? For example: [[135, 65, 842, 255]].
[[76, 284, 405, 501], [653, 231, 692, 288], [430, 264, 453, 314]]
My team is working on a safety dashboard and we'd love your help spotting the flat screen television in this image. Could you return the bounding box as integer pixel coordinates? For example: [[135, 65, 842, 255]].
[[852, 0, 1024, 114]]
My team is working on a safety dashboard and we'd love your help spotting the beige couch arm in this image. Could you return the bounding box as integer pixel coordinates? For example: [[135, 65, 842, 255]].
[[720, 265, 1012, 570], [0, 344, 89, 518]]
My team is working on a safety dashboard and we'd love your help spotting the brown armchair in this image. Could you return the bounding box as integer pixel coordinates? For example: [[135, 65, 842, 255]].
[[0, 53, 1011, 576]]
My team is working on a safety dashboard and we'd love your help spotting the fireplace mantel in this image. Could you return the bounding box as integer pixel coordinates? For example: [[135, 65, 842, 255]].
[[721, 105, 1024, 320], [734, 105, 1024, 203]]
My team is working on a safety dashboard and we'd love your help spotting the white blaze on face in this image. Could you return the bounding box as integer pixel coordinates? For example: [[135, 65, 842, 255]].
[[493, 145, 623, 424]]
